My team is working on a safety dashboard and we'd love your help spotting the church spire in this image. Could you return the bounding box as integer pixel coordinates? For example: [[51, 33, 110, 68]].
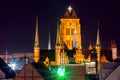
[[96, 21, 101, 48], [56, 18, 60, 45], [95, 20, 101, 73], [34, 16, 40, 63], [34, 16, 39, 48], [48, 30, 51, 50]]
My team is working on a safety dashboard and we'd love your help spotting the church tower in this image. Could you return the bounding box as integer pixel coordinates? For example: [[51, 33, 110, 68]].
[[59, 6, 82, 50], [95, 21, 101, 73], [34, 16, 40, 63]]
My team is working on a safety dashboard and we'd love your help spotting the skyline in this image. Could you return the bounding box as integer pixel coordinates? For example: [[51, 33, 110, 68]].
[[0, 0, 120, 54]]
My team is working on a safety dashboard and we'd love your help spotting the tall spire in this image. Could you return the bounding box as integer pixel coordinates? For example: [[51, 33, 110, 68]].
[[34, 16, 40, 63], [56, 18, 60, 45], [48, 30, 51, 50], [34, 16, 39, 48], [95, 20, 101, 74], [96, 21, 101, 48]]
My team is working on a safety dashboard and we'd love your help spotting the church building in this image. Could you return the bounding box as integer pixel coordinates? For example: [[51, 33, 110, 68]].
[[33, 6, 118, 79]]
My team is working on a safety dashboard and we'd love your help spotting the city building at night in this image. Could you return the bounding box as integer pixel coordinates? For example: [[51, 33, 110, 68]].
[[0, 5, 119, 80], [32, 6, 118, 80]]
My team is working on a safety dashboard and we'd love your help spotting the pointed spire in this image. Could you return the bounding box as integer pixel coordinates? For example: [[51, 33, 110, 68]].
[[71, 11, 78, 18], [48, 30, 51, 50], [34, 16, 39, 48], [88, 41, 93, 50], [34, 16, 40, 63], [64, 11, 70, 18], [56, 18, 60, 45], [96, 21, 101, 48]]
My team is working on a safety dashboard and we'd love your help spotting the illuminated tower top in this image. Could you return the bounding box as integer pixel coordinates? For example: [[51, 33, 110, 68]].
[[96, 21, 101, 49], [59, 6, 82, 50], [34, 16, 39, 48], [64, 6, 78, 18], [34, 16, 40, 63]]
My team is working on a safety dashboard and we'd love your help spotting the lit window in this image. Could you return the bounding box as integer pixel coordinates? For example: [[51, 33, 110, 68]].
[[71, 28, 74, 35], [66, 28, 70, 35]]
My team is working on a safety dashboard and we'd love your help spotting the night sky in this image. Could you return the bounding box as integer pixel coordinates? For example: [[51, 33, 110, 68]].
[[0, 0, 120, 54]]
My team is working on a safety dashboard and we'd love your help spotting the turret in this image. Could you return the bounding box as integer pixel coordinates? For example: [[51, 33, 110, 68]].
[[110, 40, 117, 60]]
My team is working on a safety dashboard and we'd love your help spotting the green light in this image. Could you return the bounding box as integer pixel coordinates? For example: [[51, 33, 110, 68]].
[[57, 67, 65, 76]]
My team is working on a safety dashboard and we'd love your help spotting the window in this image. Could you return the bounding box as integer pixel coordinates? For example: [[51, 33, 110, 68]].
[[66, 28, 70, 35], [71, 28, 74, 35]]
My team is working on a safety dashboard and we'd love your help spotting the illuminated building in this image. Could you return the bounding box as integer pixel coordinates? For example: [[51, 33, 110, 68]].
[[31, 6, 117, 76], [59, 7, 82, 50], [0, 5, 119, 80]]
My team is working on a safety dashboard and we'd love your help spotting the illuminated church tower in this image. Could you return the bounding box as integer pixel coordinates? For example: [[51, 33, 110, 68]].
[[59, 6, 82, 50], [34, 16, 40, 63]]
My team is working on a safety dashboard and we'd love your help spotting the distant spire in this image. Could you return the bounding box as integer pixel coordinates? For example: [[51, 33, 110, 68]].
[[48, 30, 51, 50], [88, 41, 93, 50], [34, 16, 40, 63], [56, 18, 60, 45], [96, 21, 101, 48], [34, 16, 39, 48]]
